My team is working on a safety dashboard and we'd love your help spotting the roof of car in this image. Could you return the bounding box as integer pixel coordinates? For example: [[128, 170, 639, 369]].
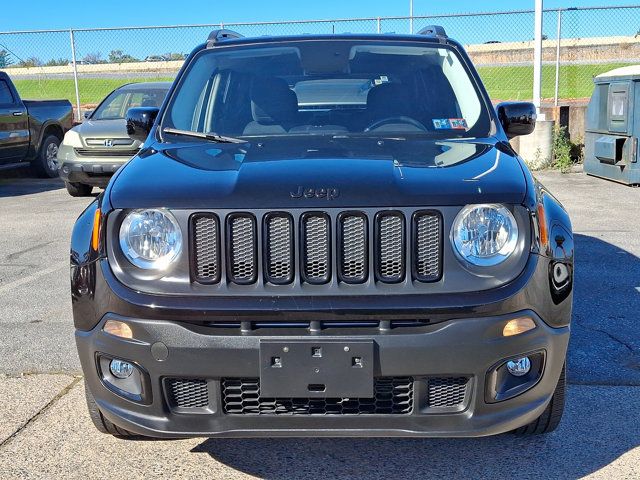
[[118, 81, 173, 91], [204, 32, 451, 49]]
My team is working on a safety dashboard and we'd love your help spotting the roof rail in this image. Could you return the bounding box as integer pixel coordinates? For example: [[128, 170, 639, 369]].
[[417, 25, 448, 40], [206, 29, 244, 47]]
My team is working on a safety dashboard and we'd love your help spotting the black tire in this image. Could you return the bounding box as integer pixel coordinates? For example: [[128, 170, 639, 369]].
[[31, 134, 61, 178], [84, 382, 141, 438], [65, 181, 93, 197], [513, 363, 566, 435]]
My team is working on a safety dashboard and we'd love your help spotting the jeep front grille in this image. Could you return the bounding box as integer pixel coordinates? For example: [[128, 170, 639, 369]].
[[166, 378, 209, 408], [338, 213, 368, 283], [190, 209, 442, 287], [222, 377, 413, 415], [426, 377, 470, 408], [375, 212, 405, 283], [413, 211, 442, 282], [264, 213, 294, 284], [227, 214, 257, 284], [301, 213, 331, 284], [192, 214, 220, 284]]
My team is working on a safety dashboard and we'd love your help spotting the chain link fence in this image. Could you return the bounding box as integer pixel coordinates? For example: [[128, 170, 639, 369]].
[[1, 5, 638, 120]]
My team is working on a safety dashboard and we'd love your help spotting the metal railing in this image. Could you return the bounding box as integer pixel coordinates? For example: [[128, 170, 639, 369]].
[[1, 5, 638, 120]]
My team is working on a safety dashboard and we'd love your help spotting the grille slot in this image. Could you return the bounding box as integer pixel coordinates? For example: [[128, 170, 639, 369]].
[[427, 377, 469, 408], [192, 214, 220, 284], [338, 213, 368, 283], [227, 214, 257, 284], [166, 378, 209, 408], [376, 212, 405, 283], [413, 211, 442, 282], [264, 214, 294, 284], [73, 148, 139, 157], [301, 213, 331, 284], [222, 377, 413, 415]]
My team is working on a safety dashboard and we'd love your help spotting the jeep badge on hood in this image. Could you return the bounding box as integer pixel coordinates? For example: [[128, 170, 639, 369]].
[[290, 186, 340, 200]]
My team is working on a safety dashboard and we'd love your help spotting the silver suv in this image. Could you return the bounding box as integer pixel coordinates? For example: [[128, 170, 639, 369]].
[[58, 82, 170, 196]]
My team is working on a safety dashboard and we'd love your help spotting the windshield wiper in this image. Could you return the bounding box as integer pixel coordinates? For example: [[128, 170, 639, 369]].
[[162, 127, 246, 144]]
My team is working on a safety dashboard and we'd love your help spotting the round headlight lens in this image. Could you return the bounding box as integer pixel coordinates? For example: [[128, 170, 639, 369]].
[[119, 209, 182, 270], [452, 204, 518, 266]]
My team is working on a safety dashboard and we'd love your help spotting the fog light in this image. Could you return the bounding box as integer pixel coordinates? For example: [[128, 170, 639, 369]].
[[506, 357, 531, 377], [109, 359, 134, 379]]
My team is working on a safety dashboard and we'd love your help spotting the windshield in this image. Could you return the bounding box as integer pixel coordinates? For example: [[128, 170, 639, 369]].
[[92, 86, 169, 120], [163, 40, 491, 139]]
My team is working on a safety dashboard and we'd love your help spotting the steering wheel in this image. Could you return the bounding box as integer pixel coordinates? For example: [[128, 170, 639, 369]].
[[364, 116, 428, 132]]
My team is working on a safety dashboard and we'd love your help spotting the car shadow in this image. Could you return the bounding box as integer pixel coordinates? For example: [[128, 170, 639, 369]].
[[191, 385, 639, 479], [191, 233, 640, 478]]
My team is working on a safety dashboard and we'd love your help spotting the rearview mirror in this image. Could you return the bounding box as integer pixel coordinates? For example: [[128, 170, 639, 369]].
[[496, 102, 536, 139], [126, 107, 160, 143]]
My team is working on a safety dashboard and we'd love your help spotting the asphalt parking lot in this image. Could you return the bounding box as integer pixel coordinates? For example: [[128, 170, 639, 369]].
[[0, 168, 638, 479]]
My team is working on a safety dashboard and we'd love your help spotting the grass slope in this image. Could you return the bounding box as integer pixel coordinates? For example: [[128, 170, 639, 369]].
[[478, 62, 634, 101], [12, 77, 175, 105], [10, 62, 635, 105]]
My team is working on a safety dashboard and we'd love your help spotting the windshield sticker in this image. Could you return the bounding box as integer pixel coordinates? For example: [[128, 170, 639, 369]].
[[433, 118, 468, 130]]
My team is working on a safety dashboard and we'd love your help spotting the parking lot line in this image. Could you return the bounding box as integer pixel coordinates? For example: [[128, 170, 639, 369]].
[[0, 261, 67, 295]]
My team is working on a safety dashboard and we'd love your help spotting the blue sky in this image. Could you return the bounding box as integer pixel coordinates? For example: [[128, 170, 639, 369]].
[[0, 0, 620, 31]]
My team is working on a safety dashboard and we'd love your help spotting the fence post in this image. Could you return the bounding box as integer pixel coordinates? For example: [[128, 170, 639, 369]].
[[409, 0, 414, 33], [69, 28, 81, 122], [533, 0, 543, 116], [377, 17, 381, 34], [554, 9, 562, 106]]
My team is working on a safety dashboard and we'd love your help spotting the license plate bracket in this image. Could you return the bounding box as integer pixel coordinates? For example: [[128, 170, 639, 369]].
[[259, 339, 374, 398]]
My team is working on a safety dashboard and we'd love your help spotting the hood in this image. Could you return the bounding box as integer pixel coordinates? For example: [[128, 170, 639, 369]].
[[74, 119, 128, 138], [109, 136, 527, 209]]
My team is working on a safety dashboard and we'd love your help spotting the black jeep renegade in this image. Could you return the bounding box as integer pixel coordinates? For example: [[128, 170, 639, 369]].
[[71, 27, 573, 438]]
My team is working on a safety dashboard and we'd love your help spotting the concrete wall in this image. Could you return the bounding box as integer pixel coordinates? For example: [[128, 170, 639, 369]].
[[543, 103, 588, 142], [5, 35, 638, 79], [468, 36, 640, 66]]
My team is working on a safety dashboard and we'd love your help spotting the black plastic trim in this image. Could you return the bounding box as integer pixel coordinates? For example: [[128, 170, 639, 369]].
[[374, 211, 406, 284], [95, 352, 152, 405], [225, 212, 258, 285], [190, 212, 221, 285], [336, 211, 369, 284], [262, 212, 295, 285], [300, 212, 332, 285], [411, 210, 443, 283]]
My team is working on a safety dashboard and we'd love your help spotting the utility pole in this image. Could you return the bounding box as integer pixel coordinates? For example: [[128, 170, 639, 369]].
[[410, 0, 414, 34], [533, 0, 544, 118]]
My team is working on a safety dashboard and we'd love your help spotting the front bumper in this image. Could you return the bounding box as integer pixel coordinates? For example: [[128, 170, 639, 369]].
[[57, 144, 129, 187], [76, 311, 569, 438]]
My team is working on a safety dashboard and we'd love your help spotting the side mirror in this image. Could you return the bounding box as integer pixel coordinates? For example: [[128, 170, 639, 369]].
[[496, 102, 536, 139], [126, 107, 160, 143], [83, 110, 93, 120]]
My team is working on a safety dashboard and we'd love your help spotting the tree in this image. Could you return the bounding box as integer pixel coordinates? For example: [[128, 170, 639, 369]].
[[82, 52, 105, 65], [165, 52, 186, 61], [45, 58, 69, 67], [0, 49, 13, 68], [108, 49, 138, 63], [17, 57, 42, 68]]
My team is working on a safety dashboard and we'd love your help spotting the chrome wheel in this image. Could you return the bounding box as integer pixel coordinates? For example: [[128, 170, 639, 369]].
[[46, 142, 59, 171]]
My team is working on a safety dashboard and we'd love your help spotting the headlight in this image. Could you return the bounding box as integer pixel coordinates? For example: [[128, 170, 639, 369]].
[[451, 204, 518, 266], [119, 209, 182, 270], [62, 129, 83, 148]]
